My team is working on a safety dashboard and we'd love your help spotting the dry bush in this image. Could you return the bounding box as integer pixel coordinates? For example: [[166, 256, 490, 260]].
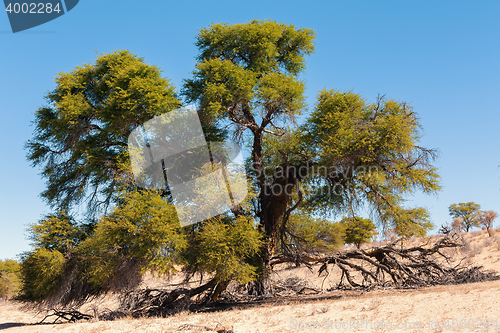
[[452, 217, 464, 233], [461, 238, 472, 254], [494, 233, 500, 251]]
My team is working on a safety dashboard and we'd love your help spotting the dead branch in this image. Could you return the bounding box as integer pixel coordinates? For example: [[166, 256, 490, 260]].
[[271, 234, 499, 290], [37, 309, 93, 324], [119, 278, 218, 316], [68, 234, 499, 318]]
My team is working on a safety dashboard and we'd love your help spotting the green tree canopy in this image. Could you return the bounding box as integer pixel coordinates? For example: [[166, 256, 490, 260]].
[[283, 213, 345, 253], [18, 248, 65, 301], [298, 91, 439, 235], [183, 20, 439, 276], [448, 202, 481, 232], [26, 50, 181, 216], [340, 217, 377, 248], [27, 211, 91, 253], [77, 190, 187, 289]]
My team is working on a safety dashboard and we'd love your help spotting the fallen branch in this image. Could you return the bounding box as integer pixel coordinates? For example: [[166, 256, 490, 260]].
[[271, 234, 499, 290], [104, 234, 500, 317], [120, 278, 218, 316], [38, 309, 93, 324]]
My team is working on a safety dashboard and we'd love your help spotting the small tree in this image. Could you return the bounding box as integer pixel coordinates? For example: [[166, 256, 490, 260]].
[[448, 202, 481, 232], [285, 213, 345, 253], [340, 217, 377, 249], [0, 260, 21, 300], [391, 207, 433, 239], [18, 248, 66, 302], [474, 210, 498, 237]]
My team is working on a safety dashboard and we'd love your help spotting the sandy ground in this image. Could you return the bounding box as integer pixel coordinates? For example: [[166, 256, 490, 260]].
[[2, 230, 500, 333]]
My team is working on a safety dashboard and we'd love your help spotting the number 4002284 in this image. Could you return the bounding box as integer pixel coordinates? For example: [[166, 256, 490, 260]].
[[5, 2, 62, 14]]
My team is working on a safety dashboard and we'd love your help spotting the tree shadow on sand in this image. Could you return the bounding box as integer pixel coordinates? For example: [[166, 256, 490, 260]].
[[0, 322, 27, 330]]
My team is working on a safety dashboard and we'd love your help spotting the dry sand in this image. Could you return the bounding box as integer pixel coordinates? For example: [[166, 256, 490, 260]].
[[2, 230, 500, 333]]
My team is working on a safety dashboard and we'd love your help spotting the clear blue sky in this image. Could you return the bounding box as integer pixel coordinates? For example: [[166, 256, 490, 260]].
[[1, 1, 499, 260]]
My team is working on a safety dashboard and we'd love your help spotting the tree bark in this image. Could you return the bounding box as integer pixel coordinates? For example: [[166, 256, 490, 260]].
[[252, 137, 299, 294]]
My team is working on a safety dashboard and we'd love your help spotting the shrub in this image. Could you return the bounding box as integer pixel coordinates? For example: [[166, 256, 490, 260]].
[[77, 190, 187, 290], [340, 217, 377, 248], [0, 259, 21, 300], [182, 215, 262, 284], [18, 248, 66, 301], [286, 213, 345, 252], [27, 211, 84, 253]]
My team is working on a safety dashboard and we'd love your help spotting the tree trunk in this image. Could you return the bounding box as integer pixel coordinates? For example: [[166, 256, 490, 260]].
[[251, 131, 300, 295], [211, 280, 230, 301], [260, 177, 293, 269], [256, 169, 298, 293]]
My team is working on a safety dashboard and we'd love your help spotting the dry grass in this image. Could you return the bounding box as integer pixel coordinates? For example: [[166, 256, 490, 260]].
[[3, 281, 500, 332], [2, 228, 500, 333]]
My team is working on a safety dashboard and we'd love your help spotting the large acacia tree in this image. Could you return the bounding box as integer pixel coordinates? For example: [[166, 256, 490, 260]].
[[183, 20, 439, 280], [24, 20, 440, 306]]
